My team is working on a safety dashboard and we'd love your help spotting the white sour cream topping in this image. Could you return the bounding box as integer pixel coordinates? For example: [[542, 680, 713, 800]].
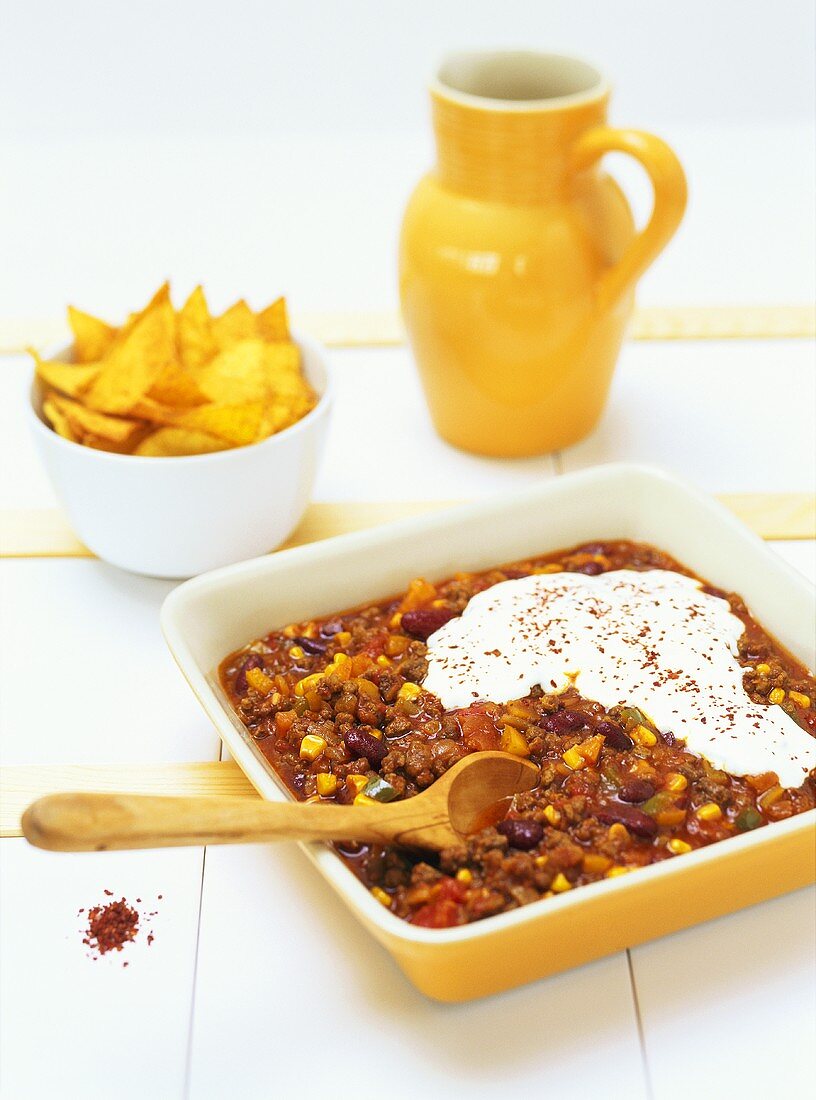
[[423, 569, 816, 788]]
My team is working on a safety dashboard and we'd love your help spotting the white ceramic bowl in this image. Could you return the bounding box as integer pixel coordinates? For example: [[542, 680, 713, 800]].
[[161, 464, 815, 1002], [28, 332, 332, 578]]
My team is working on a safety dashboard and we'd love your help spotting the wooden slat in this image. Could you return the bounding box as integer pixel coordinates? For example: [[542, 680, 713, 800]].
[[1, 494, 814, 561], [0, 761, 258, 838], [1, 304, 814, 355]]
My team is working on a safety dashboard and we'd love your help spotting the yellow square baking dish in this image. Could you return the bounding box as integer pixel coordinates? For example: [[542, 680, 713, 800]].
[[161, 463, 816, 1002]]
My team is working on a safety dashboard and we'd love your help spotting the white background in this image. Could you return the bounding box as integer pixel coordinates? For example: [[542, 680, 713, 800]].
[[1, 0, 815, 320], [1, 4, 815, 1099]]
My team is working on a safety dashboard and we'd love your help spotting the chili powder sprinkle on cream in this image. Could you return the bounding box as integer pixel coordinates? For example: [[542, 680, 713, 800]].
[[423, 570, 816, 788]]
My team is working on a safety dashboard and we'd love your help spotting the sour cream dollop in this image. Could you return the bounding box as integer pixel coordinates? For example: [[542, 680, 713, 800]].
[[422, 569, 816, 788]]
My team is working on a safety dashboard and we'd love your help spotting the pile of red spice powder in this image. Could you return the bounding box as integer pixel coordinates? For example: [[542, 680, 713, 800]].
[[79, 891, 162, 965]]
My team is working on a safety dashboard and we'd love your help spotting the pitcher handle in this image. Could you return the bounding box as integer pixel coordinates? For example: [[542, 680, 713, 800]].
[[571, 127, 687, 310]]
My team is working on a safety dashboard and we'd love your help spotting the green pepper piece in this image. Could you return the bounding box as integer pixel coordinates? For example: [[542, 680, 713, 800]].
[[641, 791, 678, 815], [363, 776, 399, 803], [735, 807, 762, 831], [618, 706, 653, 730]]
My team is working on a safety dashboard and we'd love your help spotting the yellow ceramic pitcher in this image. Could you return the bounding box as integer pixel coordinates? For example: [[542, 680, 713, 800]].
[[399, 51, 687, 457]]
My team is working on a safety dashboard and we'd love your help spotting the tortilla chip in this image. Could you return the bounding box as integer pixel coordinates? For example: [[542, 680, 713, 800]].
[[256, 297, 290, 342], [133, 428, 231, 457], [42, 398, 80, 442], [177, 286, 217, 369], [33, 353, 101, 398], [48, 393, 147, 447], [195, 340, 304, 404], [131, 396, 265, 446], [212, 299, 256, 349], [83, 297, 176, 414], [32, 284, 313, 459], [67, 307, 117, 362], [146, 361, 208, 408]]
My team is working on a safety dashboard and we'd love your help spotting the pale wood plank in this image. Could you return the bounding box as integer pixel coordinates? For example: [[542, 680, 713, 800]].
[[2, 304, 813, 354], [1, 493, 813, 560], [1, 761, 257, 838]]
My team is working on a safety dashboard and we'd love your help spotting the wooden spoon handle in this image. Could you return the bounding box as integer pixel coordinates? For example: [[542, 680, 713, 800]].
[[21, 791, 412, 852]]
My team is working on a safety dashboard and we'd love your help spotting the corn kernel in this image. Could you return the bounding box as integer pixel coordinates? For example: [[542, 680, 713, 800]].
[[608, 823, 630, 842], [500, 726, 531, 757], [333, 652, 351, 666], [335, 631, 352, 647], [376, 655, 392, 668], [294, 672, 322, 696], [390, 612, 403, 629], [790, 690, 811, 708], [562, 746, 585, 770], [535, 562, 563, 574], [605, 866, 631, 878], [354, 793, 378, 806], [304, 794, 321, 804], [283, 624, 299, 638], [534, 854, 549, 868], [245, 667, 275, 694], [768, 688, 786, 705], [346, 774, 368, 795], [755, 662, 771, 676], [398, 682, 422, 703], [299, 734, 326, 761], [668, 839, 692, 854], [369, 729, 383, 740], [371, 886, 392, 908], [431, 598, 448, 608], [289, 645, 305, 659], [385, 635, 408, 656], [551, 873, 572, 893], [316, 773, 337, 797], [455, 868, 473, 884], [665, 772, 688, 792], [655, 808, 687, 827], [543, 805, 562, 826], [696, 802, 722, 821], [632, 724, 658, 747], [583, 853, 613, 874]]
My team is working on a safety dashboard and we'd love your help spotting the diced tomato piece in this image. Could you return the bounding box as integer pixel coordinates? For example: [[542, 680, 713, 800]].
[[411, 898, 463, 928], [456, 708, 501, 752]]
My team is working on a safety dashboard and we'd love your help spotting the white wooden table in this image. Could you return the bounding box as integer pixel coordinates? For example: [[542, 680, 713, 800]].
[[1, 128, 815, 1100]]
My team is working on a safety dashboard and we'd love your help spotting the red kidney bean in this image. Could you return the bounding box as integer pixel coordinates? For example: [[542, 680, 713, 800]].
[[294, 636, 328, 656], [235, 653, 265, 694], [595, 803, 658, 838], [541, 709, 586, 733], [618, 779, 655, 804], [574, 561, 604, 576], [496, 817, 544, 850], [595, 721, 634, 751], [344, 728, 388, 768], [401, 607, 458, 641]]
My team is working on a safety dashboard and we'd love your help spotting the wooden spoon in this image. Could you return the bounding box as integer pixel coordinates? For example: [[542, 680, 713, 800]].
[[21, 751, 539, 854]]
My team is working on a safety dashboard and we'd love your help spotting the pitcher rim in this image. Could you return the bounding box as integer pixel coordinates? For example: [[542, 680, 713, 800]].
[[431, 50, 611, 113]]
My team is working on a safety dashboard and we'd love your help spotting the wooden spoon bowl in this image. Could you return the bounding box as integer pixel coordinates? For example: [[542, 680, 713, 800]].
[[21, 751, 539, 854]]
